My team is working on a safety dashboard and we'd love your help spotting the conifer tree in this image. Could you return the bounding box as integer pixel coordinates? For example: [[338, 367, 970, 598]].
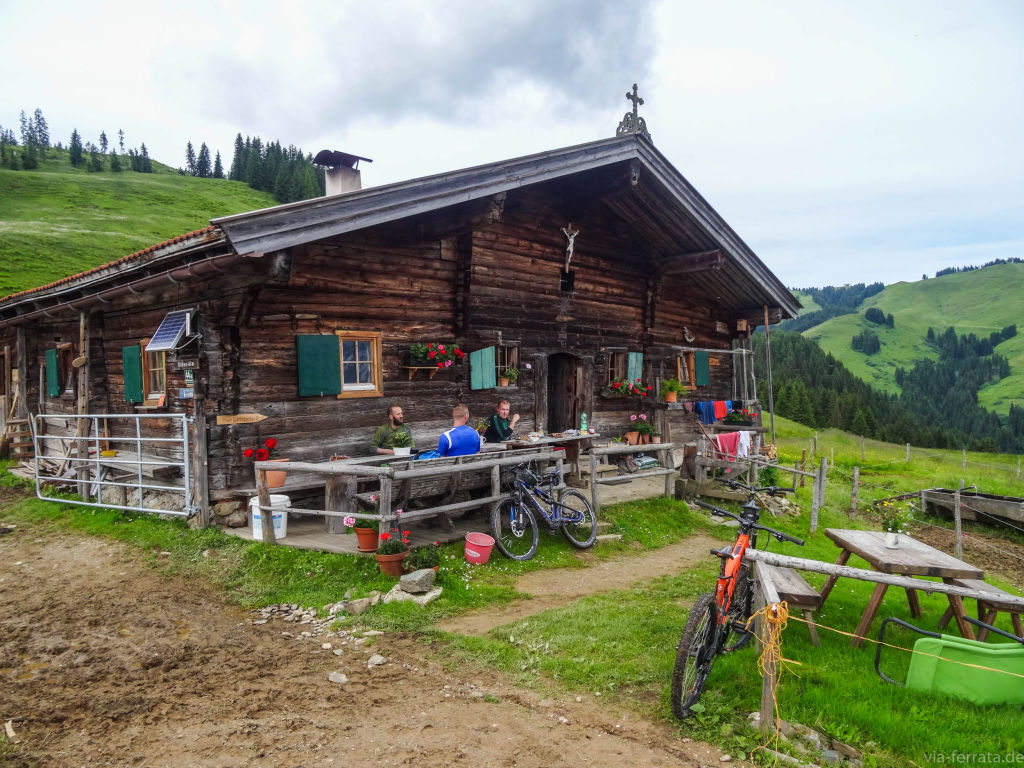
[[110, 150, 122, 172], [88, 147, 103, 172], [213, 150, 224, 179], [196, 142, 211, 178], [99, 131, 108, 154], [118, 129, 125, 154], [229, 133, 244, 180], [140, 143, 152, 172], [32, 109, 49, 148], [185, 141, 196, 175], [69, 129, 84, 167]]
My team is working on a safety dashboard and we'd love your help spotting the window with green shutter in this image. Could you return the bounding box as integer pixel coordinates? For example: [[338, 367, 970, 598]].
[[45, 348, 60, 397], [122, 345, 144, 404], [694, 350, 711, 387], [470, 346, 496, 390], [626, 351, 643, 383], [297, 335, 342, 397]]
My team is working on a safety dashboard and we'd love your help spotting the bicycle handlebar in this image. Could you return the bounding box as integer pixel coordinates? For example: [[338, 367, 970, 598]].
[[724, 479, 792, 496], [691, 499, 805, 546]]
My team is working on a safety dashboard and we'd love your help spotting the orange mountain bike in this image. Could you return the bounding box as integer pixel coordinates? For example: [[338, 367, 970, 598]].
[[671, 480, 805, 719]]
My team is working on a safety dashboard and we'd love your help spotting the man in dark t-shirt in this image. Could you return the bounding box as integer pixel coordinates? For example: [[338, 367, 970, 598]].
[[483, 399, 520, 443]]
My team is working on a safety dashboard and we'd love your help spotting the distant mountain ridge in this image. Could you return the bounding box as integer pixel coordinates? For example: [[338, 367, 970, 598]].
[[791, 263, 1024, 416]]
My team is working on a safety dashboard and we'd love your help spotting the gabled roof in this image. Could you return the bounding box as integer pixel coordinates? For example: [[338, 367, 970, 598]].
[[213, 134, 799, 318]]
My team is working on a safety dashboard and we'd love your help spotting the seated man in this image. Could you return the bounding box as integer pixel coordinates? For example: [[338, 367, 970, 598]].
[[370, 404, 415, 455], [483, 398, 520, 443], [438, 404, 481, 457]]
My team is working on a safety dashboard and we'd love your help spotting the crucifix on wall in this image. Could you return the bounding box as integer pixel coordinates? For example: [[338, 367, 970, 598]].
[[560, 223, 579, 293]]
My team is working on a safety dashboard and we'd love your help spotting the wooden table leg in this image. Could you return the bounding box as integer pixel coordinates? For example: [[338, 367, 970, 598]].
[[818, 549, 852, 604], [904, 587, 922, 618], [946, 594, 976, 641], [851, 582, 889, 647]]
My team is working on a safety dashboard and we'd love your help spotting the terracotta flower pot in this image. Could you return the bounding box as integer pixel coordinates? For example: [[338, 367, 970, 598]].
[[652, 436, 662, 444], [375, 550, 409, 578], [664, 391, 678, 403], [354, 527, 378, 553], [641, 434, 651, 444], [265, 458, 289, 489], [624, 430, 640, 445], [499, 377, 510, 387]]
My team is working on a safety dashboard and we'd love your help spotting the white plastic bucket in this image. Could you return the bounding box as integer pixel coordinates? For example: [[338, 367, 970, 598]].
[[250, 494, 291, 540]]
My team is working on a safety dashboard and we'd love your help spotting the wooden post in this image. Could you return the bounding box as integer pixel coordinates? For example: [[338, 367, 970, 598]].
[[763, 305, 776, 445], [377, 474, 393, 548], [662, 445, 674, 498], [76, 312, 90, 500], [192, 394, 210, 527], [954, 479, 964, 560], [256, 469, 275, 544], [830, 447, 834, 468], [812, 432, 817, 458], [326, 474, 357, 533], [799, 450, 807, 488], [752, 560, 782, 735], [919, 489, 926, 519], [849, 467, 860, 519], [15, 326, 27, 420], [791, 462, 799, 492], [906, 443, 911, 462], [1017, 457, 1021, 480], [810, 458, 827, 534]]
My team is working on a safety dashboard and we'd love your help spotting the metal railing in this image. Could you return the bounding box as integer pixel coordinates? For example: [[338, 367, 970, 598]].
[[33, 413, 192, 517]]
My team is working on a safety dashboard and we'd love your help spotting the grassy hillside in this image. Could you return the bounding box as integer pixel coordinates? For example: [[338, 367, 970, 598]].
[[791, 290, 820, 313], [0, 150, 278, 296], [804, 263, 1024, 414]]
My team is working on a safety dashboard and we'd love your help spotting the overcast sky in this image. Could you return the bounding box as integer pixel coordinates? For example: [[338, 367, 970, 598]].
[[3, 0, 1022, 288]]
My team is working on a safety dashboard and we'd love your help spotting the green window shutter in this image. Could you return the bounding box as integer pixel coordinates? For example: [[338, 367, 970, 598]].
[[470, 346, 496, 390], [694, 351, 711, 387], [45, 348, 60, 396], [297, 335, 341, 396], [122, 345, 143, 403], [626, 351, 643, 383]]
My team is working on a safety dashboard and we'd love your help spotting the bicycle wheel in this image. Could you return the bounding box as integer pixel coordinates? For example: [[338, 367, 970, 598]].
[[723, 565, 755, 652], [491, 498, 538, 561], [558, 490, 597, 549], [671, 593, 719, 720]]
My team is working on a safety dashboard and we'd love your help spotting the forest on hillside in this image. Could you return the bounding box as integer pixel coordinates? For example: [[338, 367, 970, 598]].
[[755, 327, 1024, 453]]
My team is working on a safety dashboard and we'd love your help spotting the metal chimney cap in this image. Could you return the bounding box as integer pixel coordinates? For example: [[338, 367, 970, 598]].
[[313, 150, 373, 169]]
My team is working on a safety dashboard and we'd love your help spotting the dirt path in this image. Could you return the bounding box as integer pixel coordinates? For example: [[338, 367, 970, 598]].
[[435, 535, 719, 635], [0, 512, 731, 767]]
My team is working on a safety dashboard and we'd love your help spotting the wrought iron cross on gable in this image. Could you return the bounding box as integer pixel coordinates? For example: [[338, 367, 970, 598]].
[[616, 83, 652, 142]]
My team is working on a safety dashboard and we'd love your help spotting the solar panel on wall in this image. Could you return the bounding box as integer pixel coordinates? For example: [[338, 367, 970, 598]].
[[146, 310, 192, 352]]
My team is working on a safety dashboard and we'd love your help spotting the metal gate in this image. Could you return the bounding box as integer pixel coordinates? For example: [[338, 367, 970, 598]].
[[33, 413, 193, 517]]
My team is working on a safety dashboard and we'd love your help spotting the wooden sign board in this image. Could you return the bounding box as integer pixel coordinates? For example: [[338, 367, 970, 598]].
[[216, 413, 268, 425], [173, 358, 200, 370]]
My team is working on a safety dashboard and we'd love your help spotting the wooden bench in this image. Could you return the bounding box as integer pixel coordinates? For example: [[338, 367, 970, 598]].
[[756, 562, 822, 646], [938, 578, 1024, 641]]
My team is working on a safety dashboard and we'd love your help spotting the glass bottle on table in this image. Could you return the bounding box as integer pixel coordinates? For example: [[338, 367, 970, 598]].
[[580, 412, 588, 433]]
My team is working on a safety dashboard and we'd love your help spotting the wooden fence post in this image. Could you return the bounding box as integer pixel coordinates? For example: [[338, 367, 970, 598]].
[[906, 443, 910, 462], [849, 467, 860, 519], [590, 451, 601, 517], [1017, 457, 1021, 480], [799, 449, 807, 488], [753, 561, 781, 735], [954, 479, 964, 560], [810, 458, 827, 534], [256, 469, 275, 544], [812, 432, 818, 458], [792, 462, 799, 492]]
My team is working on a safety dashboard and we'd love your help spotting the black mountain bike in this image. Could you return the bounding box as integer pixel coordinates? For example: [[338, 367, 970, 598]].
[[491, 461, 598, 560], [671, 480, 804, 719]]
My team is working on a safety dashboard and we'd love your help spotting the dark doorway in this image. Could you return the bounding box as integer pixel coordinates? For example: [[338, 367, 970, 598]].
[[547, 353, 580, 433]]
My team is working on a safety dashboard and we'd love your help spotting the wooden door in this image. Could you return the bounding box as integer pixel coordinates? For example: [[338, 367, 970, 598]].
[[547, 353, 580, 433]]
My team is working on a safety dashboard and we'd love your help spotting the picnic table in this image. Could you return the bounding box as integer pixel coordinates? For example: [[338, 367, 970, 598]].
[[504, 432, 599, 485], [818, 528, 984, 646]]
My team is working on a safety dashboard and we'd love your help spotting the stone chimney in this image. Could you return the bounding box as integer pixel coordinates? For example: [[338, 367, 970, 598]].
[[312, 150, 373, 197]]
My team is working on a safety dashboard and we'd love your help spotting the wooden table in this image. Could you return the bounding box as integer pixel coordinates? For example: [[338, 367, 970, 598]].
[[504, 433, 599, 485], [818, 528, 984, 647]]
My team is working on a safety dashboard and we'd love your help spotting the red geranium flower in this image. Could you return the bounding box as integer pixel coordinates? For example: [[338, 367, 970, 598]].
[[255, 448, 269, 461], [428, 350, 437, 359], [243, 448, 254, 458], [380, 532, 391, 540], [264, 438, 277, 450], [436, 362, 443, 368]]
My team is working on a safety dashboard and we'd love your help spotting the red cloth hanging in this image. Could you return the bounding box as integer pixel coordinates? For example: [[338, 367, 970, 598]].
[[714, 431, 740, 460], [713, 400, 729, 420]]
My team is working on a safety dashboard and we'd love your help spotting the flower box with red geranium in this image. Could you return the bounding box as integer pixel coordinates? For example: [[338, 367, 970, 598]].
[[409, 342, 465, 369], [604, 377, 653, 398]]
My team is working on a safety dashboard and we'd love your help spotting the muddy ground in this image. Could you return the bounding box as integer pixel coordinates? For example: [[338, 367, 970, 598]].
[[0, 489, 728, 768]]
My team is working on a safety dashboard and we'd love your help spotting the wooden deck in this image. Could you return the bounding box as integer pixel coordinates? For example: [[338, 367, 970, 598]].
[[223, 510, 493, 554]]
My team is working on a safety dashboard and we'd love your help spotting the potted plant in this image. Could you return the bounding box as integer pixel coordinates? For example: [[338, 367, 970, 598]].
[[723, 407, 757, 426], [633, 414, 656, 443], [406, 543, 441, 572], [604, 377, 653, 398], [877, 500, 914, 548], [409, 341, 465, 369], [374, 525, 411, 577], [243, 437, 287, 488], [651, 431, 662, 444], [499, 367, 519, 387], [352, 497, 380, 552], [390, 429, 413, 456], [623, 413, 652, 445], [659, 378, 685, 403]]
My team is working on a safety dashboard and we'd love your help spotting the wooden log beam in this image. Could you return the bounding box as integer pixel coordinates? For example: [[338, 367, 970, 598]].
[[660, 250, 723, 277]]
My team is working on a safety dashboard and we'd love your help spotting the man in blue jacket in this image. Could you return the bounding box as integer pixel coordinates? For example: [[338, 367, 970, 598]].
[[438, 404, 481, 457]]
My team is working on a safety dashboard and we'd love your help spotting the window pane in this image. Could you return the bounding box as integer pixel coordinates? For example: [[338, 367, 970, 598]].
[[358, 340, 371, 361], [342, 362, 358, 384], [358, 362, 371, 383], [342, 340, 356, 362]]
